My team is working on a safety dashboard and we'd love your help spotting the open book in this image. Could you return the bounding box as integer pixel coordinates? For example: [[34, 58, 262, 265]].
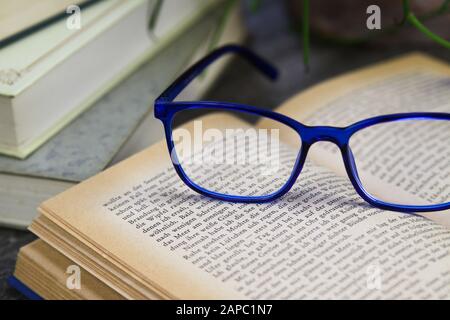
[[15, 53, 450, 299]]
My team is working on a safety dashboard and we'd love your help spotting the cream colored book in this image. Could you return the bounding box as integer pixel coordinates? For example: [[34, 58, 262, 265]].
[[0, 0, 223, 158], [22, 53, 450, 299], [0, 0, 89, 43]]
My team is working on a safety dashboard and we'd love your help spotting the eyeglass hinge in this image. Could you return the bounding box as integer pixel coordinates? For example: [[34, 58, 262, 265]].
[[154, 101, 167, 119]]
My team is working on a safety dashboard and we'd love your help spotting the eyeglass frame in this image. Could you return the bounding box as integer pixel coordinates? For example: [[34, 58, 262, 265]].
[[154, 44, 450, 213]]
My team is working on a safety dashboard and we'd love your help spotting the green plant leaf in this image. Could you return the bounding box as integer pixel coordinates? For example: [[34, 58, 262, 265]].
[[407, 13, 450, 49], [438, 0, 450, 13], [149, 0, 164, 33], [250, 0, 263, 12], [208, 0, 238, 52], [402, 0, 450, 49]]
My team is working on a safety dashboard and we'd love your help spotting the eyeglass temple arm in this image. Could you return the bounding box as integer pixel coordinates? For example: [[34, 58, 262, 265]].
[[156, 44, 279, 103]]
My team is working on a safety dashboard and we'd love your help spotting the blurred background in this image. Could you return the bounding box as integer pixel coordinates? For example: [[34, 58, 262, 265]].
[[206, 0, 450, 109]]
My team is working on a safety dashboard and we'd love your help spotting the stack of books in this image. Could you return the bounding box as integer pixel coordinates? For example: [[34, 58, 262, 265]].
[[0, 0, 246, 228]]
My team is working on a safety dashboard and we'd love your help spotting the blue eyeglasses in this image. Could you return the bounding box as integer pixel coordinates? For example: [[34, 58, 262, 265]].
[[155, 45, 450, 213]]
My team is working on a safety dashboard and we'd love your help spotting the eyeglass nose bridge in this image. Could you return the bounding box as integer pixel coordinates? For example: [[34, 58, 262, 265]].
[[300, 126, 349, 146]]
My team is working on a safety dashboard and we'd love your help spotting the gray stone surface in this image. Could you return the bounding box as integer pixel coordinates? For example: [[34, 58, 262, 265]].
[[1, 0, 448, 299]]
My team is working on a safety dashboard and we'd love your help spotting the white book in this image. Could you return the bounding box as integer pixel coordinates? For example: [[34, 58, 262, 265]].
[[0, 0, 222, 159]]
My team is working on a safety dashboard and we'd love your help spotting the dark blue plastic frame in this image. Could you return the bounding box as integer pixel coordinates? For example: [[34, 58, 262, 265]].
[[155, 44, 450, 213]]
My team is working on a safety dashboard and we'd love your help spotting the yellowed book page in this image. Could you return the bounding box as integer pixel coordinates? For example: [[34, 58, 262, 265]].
[[15, 240, 124, 300], [31, 214, 163, 299], [0, 0, 87, 41], [37, 111, 450, 299], [259, 53, 450, 226], [38, 114, 249, 300], [270, 53, 450, 123]]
